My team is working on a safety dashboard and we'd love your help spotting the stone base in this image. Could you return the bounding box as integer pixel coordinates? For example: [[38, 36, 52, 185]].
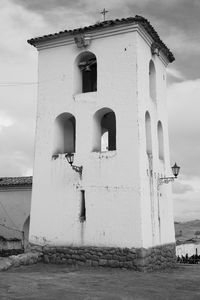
[[42, 243, 176, 272], [0, 239, 24, 257], [0, 249, 24, 257], [0, 252, 43, 272]]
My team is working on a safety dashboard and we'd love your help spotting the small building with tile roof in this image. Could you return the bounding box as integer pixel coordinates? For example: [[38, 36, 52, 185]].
[[0, 176, 32, 188], [0, 177, 32, 250]]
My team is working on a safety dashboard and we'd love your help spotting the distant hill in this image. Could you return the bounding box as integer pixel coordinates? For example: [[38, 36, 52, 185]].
[[174, 220, 200, 243]]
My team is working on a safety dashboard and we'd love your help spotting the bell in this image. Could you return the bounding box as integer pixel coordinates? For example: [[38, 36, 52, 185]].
[[84, 65, 91, 72]]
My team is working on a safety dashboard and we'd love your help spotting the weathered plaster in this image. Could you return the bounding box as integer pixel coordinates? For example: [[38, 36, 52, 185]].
[[0, 187, 31, 241], [30, 23, 175, 251]]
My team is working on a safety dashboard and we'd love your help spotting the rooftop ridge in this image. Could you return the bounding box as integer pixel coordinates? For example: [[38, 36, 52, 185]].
[[0, 176, 32, 187], [27, 15, 175, 63]]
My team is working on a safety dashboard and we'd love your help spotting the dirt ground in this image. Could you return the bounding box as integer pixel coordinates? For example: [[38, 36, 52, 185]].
[[0, 263, 200, 300]]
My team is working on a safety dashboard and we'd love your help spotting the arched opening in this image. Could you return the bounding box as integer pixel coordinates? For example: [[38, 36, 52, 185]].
[[53, 113, 76, 155], [157, 121, 164, 161], [101, 131, 109, 152], [22, 216, 30, 250], [145, 111, 152, 156], [75, 51, 97, 94], [93, 108, 116, 152], [149, 60, 156, 102]]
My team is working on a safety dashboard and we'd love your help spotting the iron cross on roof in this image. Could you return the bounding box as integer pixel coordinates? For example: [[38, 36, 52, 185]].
[[100, 8, 109, 21]]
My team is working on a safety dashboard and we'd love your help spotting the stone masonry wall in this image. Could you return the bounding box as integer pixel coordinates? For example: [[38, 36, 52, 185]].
[[0, 239, 23, 257], [42, 243, 176, 272]]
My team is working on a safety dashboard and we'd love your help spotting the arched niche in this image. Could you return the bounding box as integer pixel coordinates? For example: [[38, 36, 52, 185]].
[[145, 111, 152, 156], [92, 108, 116, 152], [157, 121, 164, 161], [53, 112, 76, 155], [74, 51, 97, 94], [149, 60, 156, 102]]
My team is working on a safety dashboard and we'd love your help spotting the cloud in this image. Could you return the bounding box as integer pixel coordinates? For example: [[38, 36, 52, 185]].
[[0, 0, 50, 58], [0, 1, 40, 176], [167, 79, 200, 177], [167, 77, 200, 221], [11, 0, 83, 12], [173, 176, 200, 221], [10, 0, 200, 81], [0, 111, 14, 130], [174, 191, 200, 222], [173, 181, 194, 195], [0, 122, 35, 176], [167, 67, 185, 84], [11, 0, 184, 14], [10, 0, 95, 31]]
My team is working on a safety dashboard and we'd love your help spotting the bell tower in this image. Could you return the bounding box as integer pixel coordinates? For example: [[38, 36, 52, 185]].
[[28, 16, 176, 271]]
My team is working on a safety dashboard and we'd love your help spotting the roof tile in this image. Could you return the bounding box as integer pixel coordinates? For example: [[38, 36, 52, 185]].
[[27, 15, 174, 63], [0, 176, 32, 187]]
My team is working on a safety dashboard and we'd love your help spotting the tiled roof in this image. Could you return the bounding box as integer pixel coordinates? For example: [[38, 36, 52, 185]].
[[176, 238, 200, 246], [0, 176, 32, 187], [27, 15, 175, 63]]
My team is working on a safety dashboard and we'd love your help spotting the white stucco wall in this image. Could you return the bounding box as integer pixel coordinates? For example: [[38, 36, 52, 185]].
[[137, 33, 175, 247], [176, 243, 200, 257], [0, 187, 31, 241], [30, 24, 175, 249]]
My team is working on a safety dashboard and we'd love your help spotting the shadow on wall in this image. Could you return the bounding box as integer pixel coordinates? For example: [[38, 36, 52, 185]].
[[53, 113, 76, 155], [22, 215, 30, 250], [93, 107, 116, 152]]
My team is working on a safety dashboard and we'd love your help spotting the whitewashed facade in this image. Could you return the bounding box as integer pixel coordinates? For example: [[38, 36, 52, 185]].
[[28, 17, 175, 250], [176, 243, 200, 257], [0, 177, 31, 248]]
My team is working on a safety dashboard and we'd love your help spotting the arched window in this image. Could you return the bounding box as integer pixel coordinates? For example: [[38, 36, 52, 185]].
[[75, 51, 97, 94], [145, 111, 152, 156], [53, 113, 76, 155], [93, 108, 116, 152], [157, 121, 164, 161], [149, 60, 156, 102]]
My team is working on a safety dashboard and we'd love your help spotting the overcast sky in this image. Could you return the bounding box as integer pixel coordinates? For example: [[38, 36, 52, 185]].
[[0, 0, 199, 221]]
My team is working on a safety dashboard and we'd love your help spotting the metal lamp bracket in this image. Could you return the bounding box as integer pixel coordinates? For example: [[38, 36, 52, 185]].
[[71, 165, 83, 177], [158, 177, 175, 187]]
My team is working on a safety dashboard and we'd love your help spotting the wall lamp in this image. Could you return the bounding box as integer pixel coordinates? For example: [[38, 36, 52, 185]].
[[65, 153, 83, 177], [158, 163, 180, 186]]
